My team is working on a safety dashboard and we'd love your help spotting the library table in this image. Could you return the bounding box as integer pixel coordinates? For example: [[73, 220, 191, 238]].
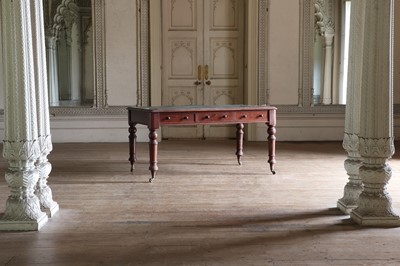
[[127, 105, 277, 182]]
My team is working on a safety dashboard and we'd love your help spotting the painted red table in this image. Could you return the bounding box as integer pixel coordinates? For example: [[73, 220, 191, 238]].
[[127, 105, 277, 182]]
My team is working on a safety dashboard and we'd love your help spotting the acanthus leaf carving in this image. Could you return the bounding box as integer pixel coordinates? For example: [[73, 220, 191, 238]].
[[359, 137, 395, 160], [2, 140, 41, 167]]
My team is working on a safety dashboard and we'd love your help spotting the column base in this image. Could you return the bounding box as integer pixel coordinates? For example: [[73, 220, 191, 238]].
[[42, 202, 59, 218], [350, 211, 400, 227], [337, 200, 356, 215], [0, 213, 48, 231]]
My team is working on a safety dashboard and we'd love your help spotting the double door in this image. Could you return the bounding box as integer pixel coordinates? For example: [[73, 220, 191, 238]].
[[162, 0, 244, 139]]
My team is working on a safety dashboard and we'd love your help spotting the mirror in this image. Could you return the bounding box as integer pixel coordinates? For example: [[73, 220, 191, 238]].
[[43, 0, 93, 107], [313, 0, 349, 105]]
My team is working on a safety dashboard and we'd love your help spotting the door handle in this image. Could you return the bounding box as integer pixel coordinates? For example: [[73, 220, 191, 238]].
[[204, 64, 209, 80], [204, 65, 211, 85], [194, 65, 202, 85], [198, 65, 202, 81]]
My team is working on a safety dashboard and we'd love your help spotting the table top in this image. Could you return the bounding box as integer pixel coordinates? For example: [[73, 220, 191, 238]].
[[127, 104, 277, 113]]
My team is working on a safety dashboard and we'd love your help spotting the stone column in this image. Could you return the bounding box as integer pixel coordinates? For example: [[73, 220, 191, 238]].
[[321, 31, 334, 105], [46, 35, 60, 107], [350, 0, 400, 226], [0, 0, 48, 231], [31, 0, 59, 218], [337, 0, 365, 214]]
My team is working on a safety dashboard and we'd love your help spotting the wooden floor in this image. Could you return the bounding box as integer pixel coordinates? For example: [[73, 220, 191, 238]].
[[1, 140, 400, 265]]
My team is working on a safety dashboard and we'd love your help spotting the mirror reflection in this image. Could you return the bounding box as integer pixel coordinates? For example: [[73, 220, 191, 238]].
[[313, 0, 350, 105], [43, 0, 93, 107]]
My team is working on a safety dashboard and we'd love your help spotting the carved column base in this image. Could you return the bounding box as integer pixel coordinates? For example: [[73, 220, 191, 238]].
[[337, 180, 362, 214], [337, 200, 357, 215], [36, 182, 59, 217], [0, 168, 49, 231], [35, 161, 59, 217], [42, 202, 59, 218], [351, 211, 400, 227], [350, 162, 400, 227], [337, 158, 363, 214], [0, 213, 48, 231], [337, 182, 363, 214]]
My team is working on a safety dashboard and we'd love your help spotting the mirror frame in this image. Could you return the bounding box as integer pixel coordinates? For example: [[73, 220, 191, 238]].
[[49, 0, 118, 116], [49, 0, 150, 116], [273, 0, 345, 114]]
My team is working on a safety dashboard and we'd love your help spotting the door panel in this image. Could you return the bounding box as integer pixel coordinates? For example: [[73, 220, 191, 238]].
[[170, 0, 197, 30], [210, 0, 240, 29], [203, 0, 244, 138], [162, 0, 203, 138], [162, 0, 244, 139]]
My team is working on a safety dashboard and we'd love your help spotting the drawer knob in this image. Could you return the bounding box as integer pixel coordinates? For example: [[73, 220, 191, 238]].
[[222, 114, 228, 118], [205, 115, 211, 119], [258, 114, 264, 118], [183, 116, 189, 120], [166, 116, 171, 120], [242, 114, 248, 118]]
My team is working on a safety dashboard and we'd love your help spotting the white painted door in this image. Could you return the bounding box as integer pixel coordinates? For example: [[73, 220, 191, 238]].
[[162, 0, 244, 139]]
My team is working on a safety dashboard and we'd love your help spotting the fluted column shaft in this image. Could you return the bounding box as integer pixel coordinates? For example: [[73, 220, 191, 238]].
[[0, 0, 48, 231], [45, 35, 60, 106], [30, 0, 59, 217], [350, 0, 399, 226], [337, 0, 365, 214], [321, 33, 334, 105]]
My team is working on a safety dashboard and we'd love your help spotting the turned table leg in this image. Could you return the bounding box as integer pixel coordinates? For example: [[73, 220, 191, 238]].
[[236, 123, 244, 165], [129, 123, 137, 172], [267, 122, 276, 174], [148, 128, 159, 182]]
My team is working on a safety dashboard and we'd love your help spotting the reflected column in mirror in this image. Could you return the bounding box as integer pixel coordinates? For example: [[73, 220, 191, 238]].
[[313, 0, 349, 105], [43, 0, 93, 107]]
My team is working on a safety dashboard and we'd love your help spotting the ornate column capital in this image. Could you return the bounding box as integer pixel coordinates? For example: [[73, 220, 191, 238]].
[[2, 140, 41, 169], [343, 133, 360, 156], [359, 137, 395, 161]]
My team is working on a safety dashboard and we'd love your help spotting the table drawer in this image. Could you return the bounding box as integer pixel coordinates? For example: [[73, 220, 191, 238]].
[[236, 111, 269, 122], [160, 113, 194, 124], [195, 112, 236, 123]]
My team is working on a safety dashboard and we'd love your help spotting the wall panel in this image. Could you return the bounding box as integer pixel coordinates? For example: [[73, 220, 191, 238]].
[[105, 0, 137, 106], [268, 0, 300, 105]]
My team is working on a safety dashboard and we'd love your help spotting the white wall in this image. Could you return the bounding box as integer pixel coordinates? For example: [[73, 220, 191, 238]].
[[268, 0, 300, 105], [105, 0, 137, 106], [49, 116, 148, 143]]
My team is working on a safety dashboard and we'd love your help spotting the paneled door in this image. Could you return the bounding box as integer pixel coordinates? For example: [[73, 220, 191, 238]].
[[162, 0, 244, 139]]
